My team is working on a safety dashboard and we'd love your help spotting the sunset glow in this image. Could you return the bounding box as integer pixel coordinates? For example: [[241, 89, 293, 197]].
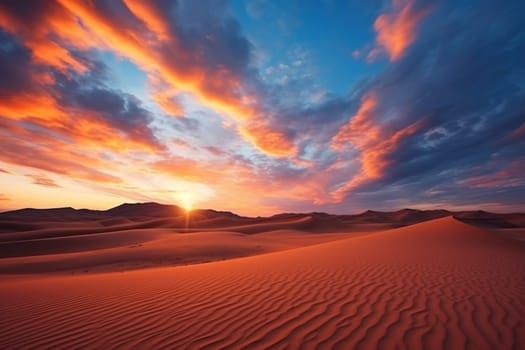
[[181, 193, 194, 212], [0, 0, 523, 215]]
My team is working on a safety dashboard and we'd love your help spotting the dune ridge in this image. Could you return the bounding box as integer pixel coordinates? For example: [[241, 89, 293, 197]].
[[1, 216, 525, 349], [3, 203, 523, 235]]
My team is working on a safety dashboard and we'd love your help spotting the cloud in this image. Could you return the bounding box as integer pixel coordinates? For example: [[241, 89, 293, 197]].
[[240, 121, 297, 157], [204, 146, 226, 157], [369, 0, 431, 61], [0, 0, 524, 214], [53, 69, 161, 150], [460, 166, 525, 189], [331, 93, 423, 200], [150, 90, 184, 117], [0, 22, 161, 154], [0, 0, 309, 161], [0, 127, 123, 184], [0, 28, 37, 94], [26, 174, 62, 188], [328, 0, 525, 211], [0, 193, 8, 201], [51, 0, 295, 156], [0, 1, 91, 71]]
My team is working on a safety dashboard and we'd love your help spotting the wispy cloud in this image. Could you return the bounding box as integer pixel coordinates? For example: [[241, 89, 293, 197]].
[[369, 0, 431, 61], [331, 93, 422, 200], [25, 174, 62, 188]]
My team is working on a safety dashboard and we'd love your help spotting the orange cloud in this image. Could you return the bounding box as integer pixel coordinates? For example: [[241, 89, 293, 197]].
[[69, 116, 160, 153], [0, 93, 65, 124], [332, 94, 380, 156], [1, 1, 296, 157], [1, 90, 159, 154], [360, 121, 420, 179], [240, 122, 297, 157], [0, 119, 122, 184], [150, 90, 184, 117], [123, 0, 170, 41], [153, 158, 212, 182], [0, 1, 309, 214], [28, 38, 86, 73], [331, 93, 422, 201], [55, 0, 295, 157], [371, 0, 431, 61], [152, 150, 333, 213], [0, 4, 161, 154], [0, 3, 89, 72]]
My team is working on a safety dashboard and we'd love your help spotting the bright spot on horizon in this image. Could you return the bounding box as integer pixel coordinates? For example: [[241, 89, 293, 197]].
[[181, 193, 193, 212]]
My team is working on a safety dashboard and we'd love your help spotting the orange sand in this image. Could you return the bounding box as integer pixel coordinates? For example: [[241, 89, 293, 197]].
[[1, 216, 525, 349]]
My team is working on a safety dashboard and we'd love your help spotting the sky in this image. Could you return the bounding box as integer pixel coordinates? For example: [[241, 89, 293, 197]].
[[0, 0, 524, 216]]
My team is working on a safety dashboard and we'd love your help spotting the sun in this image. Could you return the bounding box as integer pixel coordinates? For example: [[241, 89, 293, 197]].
[[183, 202, 193, 212], [181, 193, 193, 212]]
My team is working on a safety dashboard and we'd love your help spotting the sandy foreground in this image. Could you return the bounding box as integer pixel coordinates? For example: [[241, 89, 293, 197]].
[[1, 216, 525, 349]]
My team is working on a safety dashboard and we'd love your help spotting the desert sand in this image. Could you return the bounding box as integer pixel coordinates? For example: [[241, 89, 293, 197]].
[[1, 206, 525, 349]]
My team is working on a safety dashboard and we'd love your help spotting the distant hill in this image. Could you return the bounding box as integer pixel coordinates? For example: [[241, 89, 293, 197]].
[[269, 208, 525, 229], [105, 202, 182, 217], [0, 203, 524, 231], [0, 202, 240, 219]]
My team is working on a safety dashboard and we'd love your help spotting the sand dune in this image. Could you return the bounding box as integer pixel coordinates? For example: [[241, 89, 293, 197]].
[[1, 216, 525, 349], [0, 229, 353, 274], [0, 209, 361, 274]]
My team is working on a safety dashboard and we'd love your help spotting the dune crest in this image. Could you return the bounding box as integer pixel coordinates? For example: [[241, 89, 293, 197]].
[[1, 216, 525, 349]]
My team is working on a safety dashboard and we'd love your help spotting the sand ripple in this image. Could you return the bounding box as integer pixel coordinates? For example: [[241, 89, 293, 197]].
[[1, 217, 525, 349]]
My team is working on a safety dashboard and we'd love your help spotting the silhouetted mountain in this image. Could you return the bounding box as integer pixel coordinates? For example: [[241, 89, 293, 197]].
[[0, 203, 523, 230], [0, 207, 105, 222], [194, 209, 242, 219], [105, 202, 182, 217]]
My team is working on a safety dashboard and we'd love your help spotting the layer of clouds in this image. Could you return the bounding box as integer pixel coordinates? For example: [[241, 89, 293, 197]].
[[0, 0, 523, 213], [329, 0, 525, 211]]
